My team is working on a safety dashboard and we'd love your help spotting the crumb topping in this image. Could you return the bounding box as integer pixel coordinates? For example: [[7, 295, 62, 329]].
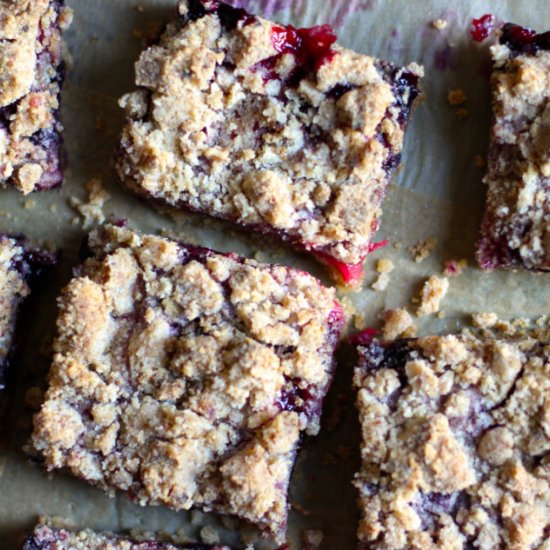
[[69, 178, 110, 228], [478, 42, 550, 270], [354, 334, 550, 550], [0, 237, 31, 375], [417, 275, 449, 317], [409, 237, 437, 263], [30, 224, 344, 541], [115, 0, 422, 266], [25, 524, 230, 549], [0, 0, 70, 193]]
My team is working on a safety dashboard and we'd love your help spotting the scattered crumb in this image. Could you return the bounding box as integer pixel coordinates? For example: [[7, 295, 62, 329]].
[[376, 258, 395, 273], [475, 154, 486, 168], [409, 237, 437, 263], [190, 510, 205, 525], [456, 108, 469, 119], [536, 315, 548, 327], [353, 313, 366, 330], [291, 501, 311, 517], [25, 387, 43, 410], [443, 258, 467, 276], [447, 89, 467, 106], [200, 525, 220, 545], [24, 199, 36, 210], [340, 296, 357, 321], [49, 204, 58, 213], [302, 529, 324, 549], [472, 312, 498, 328], [437, 311, 446, 319], [371, 272, 390, 292], [69, 178, 110, 228], [431, 18, 448, 30], [379, 308, 415, 340], [416, 275, 449, 317], [393, 241, 403, 250]]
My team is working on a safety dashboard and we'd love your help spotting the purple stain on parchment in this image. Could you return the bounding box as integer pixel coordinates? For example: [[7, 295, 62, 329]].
[[225, 0, 379, 27]]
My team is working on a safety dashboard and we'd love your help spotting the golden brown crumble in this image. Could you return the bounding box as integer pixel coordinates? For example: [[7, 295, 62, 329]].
[[354, 334, 550, 550], [69, 178, 110, 228], [478, 44, 550, 270], [30, 224, 344, 542], [0, 0, 71, 193], [431, 19, 448, 31], [25, 523, 231, 549], [379, 308, 415, 340], [115, 0, 423, 266], [417, 275, 449, 317], [0, 238, 31, 371], [409, 237, 437, 263]]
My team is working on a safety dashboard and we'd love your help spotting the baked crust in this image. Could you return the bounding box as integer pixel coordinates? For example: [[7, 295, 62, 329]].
[[0, 233, 55, 389], [24, 524, 231, 549], [30, 223, 345, 542], [477, 25, 550, 271], [115, 0, 422, 274], [354, 334, 549, 549], [0, 0, 72, 194]]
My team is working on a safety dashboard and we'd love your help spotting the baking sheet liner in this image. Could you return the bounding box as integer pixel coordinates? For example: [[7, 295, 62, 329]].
[[0, 0, 548, 547]]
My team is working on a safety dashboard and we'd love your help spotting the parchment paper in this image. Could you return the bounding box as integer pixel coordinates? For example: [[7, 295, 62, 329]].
[[0, 0, 549, 548]]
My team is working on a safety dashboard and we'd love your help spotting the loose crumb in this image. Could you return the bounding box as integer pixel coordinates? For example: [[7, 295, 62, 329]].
[[393, 241, 403, 250], [416, 275, 449, 317], [472, 312, 498, 329], [371, 272, 390, 292], [200, 525, 220, 545], [443, 258, 467, 277], [447, 89, 467, 106], [431, 18, 448, 30], [24, 199, 36, 210], [376, 258, 395, 273], [69, 178, 110, 228], [302, 529, 324, 549], [379, 308, 415, 340], [456, 108, 469, 119], [409, 238, 437, 263]]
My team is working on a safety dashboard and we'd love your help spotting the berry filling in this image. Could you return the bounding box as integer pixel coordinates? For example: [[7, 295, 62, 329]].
[[500, 22, 550, 53], [470, 14, 496, 42], [313, 240, 389, 286], [255, 24, 337, 85], [349, 328, 379, 346]]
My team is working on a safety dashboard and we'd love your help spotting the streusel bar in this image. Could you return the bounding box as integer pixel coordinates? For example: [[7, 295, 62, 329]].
[[0, 0, 72, 194], [115, 0, 422, 284], [24, 524, 231, 549], [30, 223, 345, 542], [477, 23, 550, 270], [0, 234, 56, 390], [353, 334, 549, 549]]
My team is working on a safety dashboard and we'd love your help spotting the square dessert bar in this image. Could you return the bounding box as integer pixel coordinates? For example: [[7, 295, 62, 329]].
[[477, 23, 550, 271], [115, 0, 423, 285], [30, 223, 345, 542], [0, 0, 71, 194], [24, 524, 231, 549], [0, 234, 56, 390], [353, 334, 549, 549]]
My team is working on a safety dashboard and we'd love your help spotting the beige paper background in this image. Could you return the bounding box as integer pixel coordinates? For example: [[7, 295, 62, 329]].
[[0, 0, 549, 548]]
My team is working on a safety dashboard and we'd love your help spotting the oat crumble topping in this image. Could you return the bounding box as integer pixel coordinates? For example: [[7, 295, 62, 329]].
[[409, 238, 437, 263], [354, 334, 550, 549], [379, 308, 415, 340], [0, 0, 71, 193], [115, 0, 422, 271], [477, 31, 550, 270], [0, 234, 54, 388], [24, 523, 231, 549], [29, 224, 345, 542]]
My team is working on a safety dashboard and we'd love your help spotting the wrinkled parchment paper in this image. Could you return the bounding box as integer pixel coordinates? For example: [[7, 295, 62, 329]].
[[0, 0, 549, 548]]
